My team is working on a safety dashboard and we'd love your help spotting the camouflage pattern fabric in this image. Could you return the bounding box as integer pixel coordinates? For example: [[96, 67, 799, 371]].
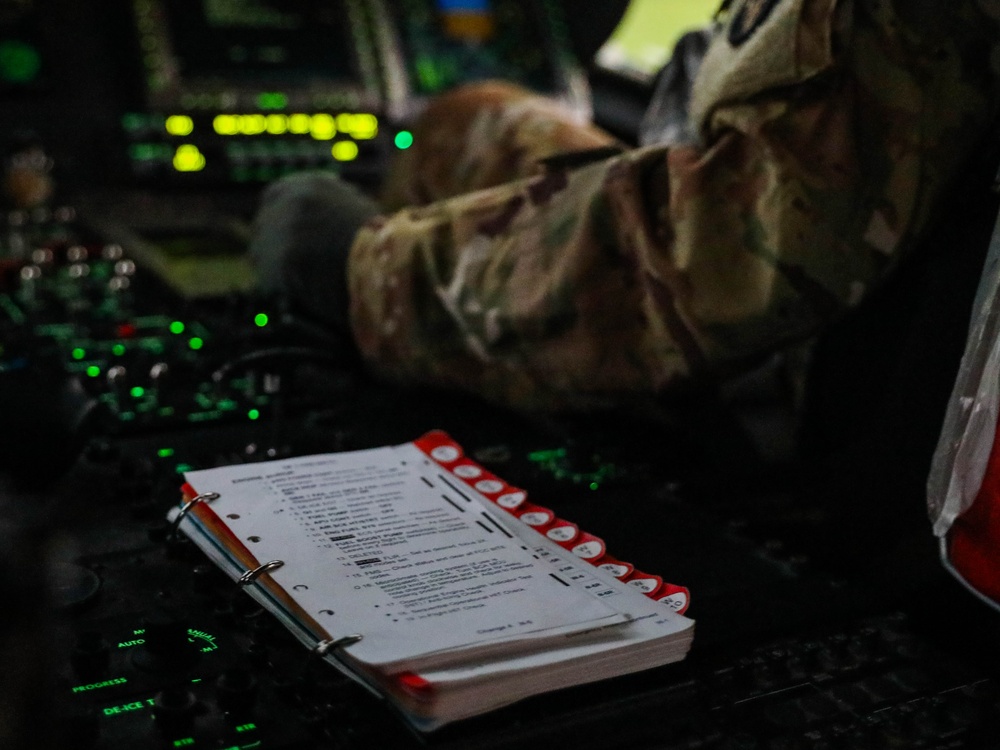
[[378, 80, 622, 210], [348, 0, 1000, 413]]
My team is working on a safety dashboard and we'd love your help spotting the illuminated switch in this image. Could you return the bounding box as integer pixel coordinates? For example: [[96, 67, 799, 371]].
[[106, 365, 130, 400]]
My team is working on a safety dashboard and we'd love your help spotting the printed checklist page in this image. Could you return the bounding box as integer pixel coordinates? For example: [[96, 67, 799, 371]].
[[184, 443, 626, 671]]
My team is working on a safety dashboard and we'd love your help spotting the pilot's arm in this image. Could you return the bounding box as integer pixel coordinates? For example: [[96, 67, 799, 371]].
[[255, 0, 1000, 412]]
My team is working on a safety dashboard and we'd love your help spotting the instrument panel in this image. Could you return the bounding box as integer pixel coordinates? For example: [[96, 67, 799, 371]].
[[3, 3, 1000, 749], [0, 0, 588, 190]]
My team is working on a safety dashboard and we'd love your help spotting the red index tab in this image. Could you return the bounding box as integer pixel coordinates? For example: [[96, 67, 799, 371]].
[[451, 462, 483, 480], [407, 430, 694, 613], [571, 533, 606, 562], [624, 571, 663, 597], [545, 520, 579, 546], [656, 584, 691, 615], [495, 490, 527, 511], [598, 556, 634, 579], [515, 503, 555, 530], [473, 478, 506, 496], [414, 430, 463, 465]]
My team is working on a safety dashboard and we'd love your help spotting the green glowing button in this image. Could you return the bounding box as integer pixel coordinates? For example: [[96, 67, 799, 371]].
[[590, 482, 599, 491], [86, 366, 101, 378], [112, 343, 126, 356], [129, 143, 160, 161], [258, 91, 288, 110], [130, 386, 145, 399], [415, 57, 443, 91], [169, 321, 185, 334], [0, 40, 41, 84], [254, 312, 269, 328], [71, 348, 86, 360], [188, 337, 204, 351], [157, 448, 174, 458], [395, 130, 414, 150], [248, 409, 260, 421]]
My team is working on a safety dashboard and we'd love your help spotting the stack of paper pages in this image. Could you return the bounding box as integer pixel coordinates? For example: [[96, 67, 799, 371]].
[[169, 431, 695, 730]]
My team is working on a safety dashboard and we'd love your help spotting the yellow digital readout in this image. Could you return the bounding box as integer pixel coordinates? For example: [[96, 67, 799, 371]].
[[212, 114, 239, 135], [165, 114, 194, 136], [210, 113, 379, 140], [331, 141, 359, 162], [173, 144, 206, 172], [288, 114, 311, 134], [265, 114, 288, 134], [310, 113, 336, 140]]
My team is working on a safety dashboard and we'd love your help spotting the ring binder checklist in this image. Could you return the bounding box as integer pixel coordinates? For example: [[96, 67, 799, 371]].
[[169, 431, 694, 730], [169, 491, 220, 539], [238, 559, 285, 586]]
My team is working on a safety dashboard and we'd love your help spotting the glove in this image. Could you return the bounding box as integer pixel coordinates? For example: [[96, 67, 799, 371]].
[[249, 172, 381, 332]]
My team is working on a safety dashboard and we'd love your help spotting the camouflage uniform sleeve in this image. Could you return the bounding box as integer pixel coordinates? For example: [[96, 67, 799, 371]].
[[379, 80, 622, 210], [348, 0, 1000, 412]]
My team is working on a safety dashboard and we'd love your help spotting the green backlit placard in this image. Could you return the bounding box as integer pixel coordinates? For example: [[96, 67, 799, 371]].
[[102, 698, 152, 717], [258, 92, 288, 109], [116, 627, 218, 652], [71, 677, 128, 694]]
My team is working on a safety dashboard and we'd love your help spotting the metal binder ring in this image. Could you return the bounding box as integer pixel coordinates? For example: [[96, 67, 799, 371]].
[[313, 634, 364, 657], [238, 559, 285, 586], [170, 492, 221, 539]]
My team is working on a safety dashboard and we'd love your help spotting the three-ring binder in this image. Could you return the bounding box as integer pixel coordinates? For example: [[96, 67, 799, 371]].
[[170, 491, 220, 539], [168, 432, 698, 731]]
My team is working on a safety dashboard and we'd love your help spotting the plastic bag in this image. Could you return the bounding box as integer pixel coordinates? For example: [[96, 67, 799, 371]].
[[927, 209, 1000, 610]]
